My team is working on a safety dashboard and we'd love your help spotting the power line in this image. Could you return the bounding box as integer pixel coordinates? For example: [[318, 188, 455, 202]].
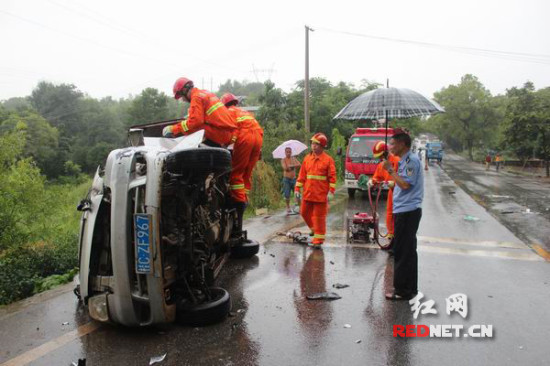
[[316, 26, 550, 65]]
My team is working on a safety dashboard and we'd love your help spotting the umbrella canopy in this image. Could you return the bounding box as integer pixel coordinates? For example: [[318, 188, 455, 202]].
[[333, 87, 444, 120], [272, 140, 308, 159]]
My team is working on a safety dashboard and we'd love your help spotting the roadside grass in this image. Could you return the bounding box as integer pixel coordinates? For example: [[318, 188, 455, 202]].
[[0, 181, 89, 305]]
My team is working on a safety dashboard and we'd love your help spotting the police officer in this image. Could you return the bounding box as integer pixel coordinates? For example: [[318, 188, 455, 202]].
[[382, 131, 424, 300]]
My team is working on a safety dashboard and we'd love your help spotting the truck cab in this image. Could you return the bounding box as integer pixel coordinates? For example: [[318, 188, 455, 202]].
[[344, 128, 395, 198]]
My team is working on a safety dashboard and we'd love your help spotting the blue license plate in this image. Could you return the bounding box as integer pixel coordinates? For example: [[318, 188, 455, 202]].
[[134, 214, 152, 274]]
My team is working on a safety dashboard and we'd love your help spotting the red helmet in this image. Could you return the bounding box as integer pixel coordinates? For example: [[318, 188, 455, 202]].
[[173, 77, 194, 100], [372, 140, 388, 158], [221, 93, 238, 107], [311, 132, 328, 148]]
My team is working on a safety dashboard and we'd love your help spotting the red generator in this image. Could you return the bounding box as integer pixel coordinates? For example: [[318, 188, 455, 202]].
[[346, 212, 378, 243]]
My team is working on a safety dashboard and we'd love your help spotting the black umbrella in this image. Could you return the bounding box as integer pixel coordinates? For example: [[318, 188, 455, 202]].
[[333, 87, 444, 143]]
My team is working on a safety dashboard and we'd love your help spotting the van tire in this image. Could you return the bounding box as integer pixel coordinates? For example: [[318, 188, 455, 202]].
[[165, 147, 232, 175], [176, 287, 231, 326], [231, 239, 260, 259]]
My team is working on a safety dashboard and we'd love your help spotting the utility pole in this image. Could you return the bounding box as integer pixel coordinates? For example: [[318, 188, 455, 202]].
[[304, 25, 313, 134]]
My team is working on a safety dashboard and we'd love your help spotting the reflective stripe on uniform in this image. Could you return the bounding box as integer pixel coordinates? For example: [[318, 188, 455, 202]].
[[206, 102, 224, 115], [230, 184, 245, 190], [180, 120, 189, 132], [329, 183, 336, 188], [236, 115, 255, 122], [313, 234, 325, 239], [296, 182, 304, 187], [307, 175, 327, 180]]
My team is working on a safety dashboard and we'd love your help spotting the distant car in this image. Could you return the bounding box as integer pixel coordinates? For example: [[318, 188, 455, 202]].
[[426, 141, 444, 163]]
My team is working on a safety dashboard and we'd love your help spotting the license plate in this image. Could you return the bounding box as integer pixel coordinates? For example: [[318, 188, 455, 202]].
[[134, 214, 152, 274]]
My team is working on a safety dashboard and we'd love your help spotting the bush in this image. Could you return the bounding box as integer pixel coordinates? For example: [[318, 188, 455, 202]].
[[249, 160, 282, 210]]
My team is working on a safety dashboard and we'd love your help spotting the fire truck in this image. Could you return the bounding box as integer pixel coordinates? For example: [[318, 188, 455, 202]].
[[344, 127, 395, 198]]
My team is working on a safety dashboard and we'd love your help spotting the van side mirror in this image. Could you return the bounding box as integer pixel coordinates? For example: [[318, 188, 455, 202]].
[[337, 147, 343, 156], [128, 128, 144, 146]]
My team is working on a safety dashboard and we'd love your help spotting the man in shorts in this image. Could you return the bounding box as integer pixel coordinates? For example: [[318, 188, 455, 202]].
[[282, 147, 301, 215]]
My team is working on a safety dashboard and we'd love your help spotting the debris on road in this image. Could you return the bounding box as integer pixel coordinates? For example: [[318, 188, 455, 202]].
[[332, 283, 350, 289], [355, 339, 362, 344], [463, 215, 480, 222], [344, 324, 352, 328], [306, 292, 342, 301], [71, 359, 86, 366], [149, 353, 167, 365], [270, 253, 276, 258], [330, 261, 335, 265], [488, 194, 511, 199], [62, 321, 69, 325], [501, 211, 516, 214], [448, 191, 456, 195], [277, 231, 309, 244]]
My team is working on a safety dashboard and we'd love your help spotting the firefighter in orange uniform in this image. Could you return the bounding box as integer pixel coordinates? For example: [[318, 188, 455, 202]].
[[295, 133, 336, 248], [220, 93, 263, 204], [368, 140, 400, 245], [163, 77, 237, 147]]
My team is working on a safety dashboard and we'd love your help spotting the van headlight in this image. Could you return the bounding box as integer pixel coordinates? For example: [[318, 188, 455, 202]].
[[89, 294, 110, 322], [345, 170, 355, 180]]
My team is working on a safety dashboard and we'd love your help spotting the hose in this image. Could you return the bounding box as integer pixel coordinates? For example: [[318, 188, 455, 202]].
[[367, 184, 392, 249]]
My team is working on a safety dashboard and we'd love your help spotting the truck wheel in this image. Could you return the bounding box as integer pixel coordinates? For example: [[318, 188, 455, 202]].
[[165, 147, 232, 175], [231, 239, 260, 259], [347, 188, 356, 199], [176, 287, 231, 326]]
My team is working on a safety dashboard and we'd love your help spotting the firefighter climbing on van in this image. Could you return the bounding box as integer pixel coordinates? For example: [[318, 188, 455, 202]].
[[295, 133, 337, 248], [220, 92, 264, 237], [367, 140, 400, 248], [163, 77, 237, 147], [163, 78, 250, 243]]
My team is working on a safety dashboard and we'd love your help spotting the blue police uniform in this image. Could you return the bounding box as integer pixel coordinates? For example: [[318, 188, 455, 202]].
[[393, 150, 424, 214], [389, 149, 424, 299]]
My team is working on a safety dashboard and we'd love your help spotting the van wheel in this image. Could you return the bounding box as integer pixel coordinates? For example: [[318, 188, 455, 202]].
[[165, 147, 232, 175], [347, 188, 356, 198], [176, 287, 231, 326], [231, 239, 260, 259]]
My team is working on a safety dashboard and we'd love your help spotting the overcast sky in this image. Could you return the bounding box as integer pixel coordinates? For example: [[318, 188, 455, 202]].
[[1, 0, 549, 101]]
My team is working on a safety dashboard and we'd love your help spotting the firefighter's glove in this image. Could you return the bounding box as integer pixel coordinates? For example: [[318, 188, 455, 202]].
[[327, 192, 335, 202], [367, 179, 374, 188], [388, 181, 395, 189], [162, 125, 174, 138], [295, 190, 302, 200]]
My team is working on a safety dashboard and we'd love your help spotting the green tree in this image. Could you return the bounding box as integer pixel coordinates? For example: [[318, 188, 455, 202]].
[[127, 88, 173, 126], [503, 82, 550, 176], [431, 74, 499, 160], [0, 110, 61, 178]]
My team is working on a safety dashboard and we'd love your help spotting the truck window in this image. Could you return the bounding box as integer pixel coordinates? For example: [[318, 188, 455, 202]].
[[349, 136, 381, 158]]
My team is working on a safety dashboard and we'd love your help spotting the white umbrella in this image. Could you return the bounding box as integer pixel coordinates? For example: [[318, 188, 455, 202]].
[[272, 140, 308, 159]]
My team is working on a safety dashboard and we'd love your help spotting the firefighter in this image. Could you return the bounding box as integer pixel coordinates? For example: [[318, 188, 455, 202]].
[[220, 93, 264, 202], [164, 78, 251, 241], [368, 140, 400, 247], [295, 133, 336, 248], [163, 77, 237, 147], [219, 93, 264, 237]]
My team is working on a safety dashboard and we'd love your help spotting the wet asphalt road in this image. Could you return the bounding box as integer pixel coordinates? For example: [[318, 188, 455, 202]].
[[441, 153, 550, 253], [1, 160, 550, 366]]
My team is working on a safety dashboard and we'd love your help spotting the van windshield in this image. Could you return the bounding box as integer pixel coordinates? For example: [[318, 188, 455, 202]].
[[348, 136, 382, 158]]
